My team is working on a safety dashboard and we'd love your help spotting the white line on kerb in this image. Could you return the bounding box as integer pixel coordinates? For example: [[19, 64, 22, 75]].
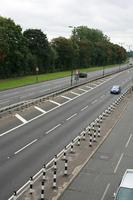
[[81, 106, 88, 111], [14, 139, 37, 154], [125, 134, 132, 148], [15, 113, 27, 124], [46, 124, 61, 134], [49, 100, 61, 106], [101, 183, 110, 200], [114, 153, 124, 173], [66, 113, 77, 121], [34, 106, 46, 113]]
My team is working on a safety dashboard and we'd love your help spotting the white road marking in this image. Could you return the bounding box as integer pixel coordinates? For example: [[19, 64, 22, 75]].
[[125, 134, 132, 148], [81, 106, 88, 111], [61, 95, 72, 100], [90, 83, 97, 87], [49, 100, 61, 106], [85, 86, 93, 89], [0, 74, 118, 137], [78, 88, 87, 92], [46, 124, 61, 134], [34, 106, 46, 113], [101, 183, 110, 200], [70, 91, 80, 96], [66, 113, 77, 121], [91, 99, 98, 104], [100, 95, 105, 99], [15, 113, 27, 124], [14, 139, 37, 154], [114, 153, 124, 173]]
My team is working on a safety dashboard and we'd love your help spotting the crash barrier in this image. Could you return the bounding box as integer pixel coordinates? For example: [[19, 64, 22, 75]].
[[8, 87, 130, 200], [1, 64, 132, 118]]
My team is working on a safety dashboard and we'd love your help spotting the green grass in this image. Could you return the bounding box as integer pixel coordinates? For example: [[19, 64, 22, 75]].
[[0, 64, 118, 91]]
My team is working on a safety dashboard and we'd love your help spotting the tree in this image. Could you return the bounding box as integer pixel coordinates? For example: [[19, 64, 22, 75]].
[[23, 29, 51, 73], [51, 37, 74, 71]]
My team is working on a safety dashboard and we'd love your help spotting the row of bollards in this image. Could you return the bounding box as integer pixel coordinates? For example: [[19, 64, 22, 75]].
[[12, 91, 128, 200]]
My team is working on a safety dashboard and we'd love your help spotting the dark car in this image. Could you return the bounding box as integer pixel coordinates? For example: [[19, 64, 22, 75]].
[[78, 72, 87, 78], [110, 85, 121, 94]]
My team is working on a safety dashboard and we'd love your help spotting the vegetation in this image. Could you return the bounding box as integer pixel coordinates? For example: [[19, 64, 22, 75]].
[[0, 16, 127, 79]]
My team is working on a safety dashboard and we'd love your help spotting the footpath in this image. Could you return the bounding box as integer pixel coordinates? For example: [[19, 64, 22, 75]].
[[11, 88, 132, 200]]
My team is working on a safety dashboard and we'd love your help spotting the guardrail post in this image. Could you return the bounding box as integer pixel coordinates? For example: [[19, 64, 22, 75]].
[[42, 164, 46, 182], [64, 158, 68, 176], [98, 124, 100, 137], [52, 170, 57, 189], [54, 155, 57, 170], [89, 135, 92, 147], [82, 129, 86, 140], [70, 140, 74, 153], [41, 180, 45, 200], [30, 176, 33, 194], [77, 135, 81, 146], [13, 191, 17, 200], [63, 146, 67, 160]]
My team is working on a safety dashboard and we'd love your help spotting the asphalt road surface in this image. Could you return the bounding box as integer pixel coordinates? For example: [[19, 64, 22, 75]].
[[59, 92, 133, 200], [0, 64, 129, 109], [0, 68, 133, 199]]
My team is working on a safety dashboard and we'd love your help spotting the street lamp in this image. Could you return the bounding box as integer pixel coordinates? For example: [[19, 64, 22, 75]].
[[35, 67, 39, 83], [68, 25, 76, 86]]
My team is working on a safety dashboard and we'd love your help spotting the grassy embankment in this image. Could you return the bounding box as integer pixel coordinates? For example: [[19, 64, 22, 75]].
[[0, 65, 118, 91]]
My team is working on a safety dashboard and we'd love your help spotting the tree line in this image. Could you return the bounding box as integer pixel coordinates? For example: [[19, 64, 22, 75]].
[[0, 16, 127, 79]]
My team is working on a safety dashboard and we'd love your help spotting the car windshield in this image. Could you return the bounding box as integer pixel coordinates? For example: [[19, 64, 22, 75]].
[[116, 187, 133, 200]]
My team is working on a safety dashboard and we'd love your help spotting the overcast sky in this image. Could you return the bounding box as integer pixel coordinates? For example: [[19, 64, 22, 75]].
[[1, 0, 133, 50]]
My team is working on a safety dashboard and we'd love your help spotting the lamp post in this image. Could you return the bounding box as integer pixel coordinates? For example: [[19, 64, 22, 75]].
[[35, 67, 39, 83], [68, 26, 76, 86]]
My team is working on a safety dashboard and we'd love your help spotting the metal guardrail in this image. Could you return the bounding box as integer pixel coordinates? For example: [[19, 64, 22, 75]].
[[0, 64, 132, 118]]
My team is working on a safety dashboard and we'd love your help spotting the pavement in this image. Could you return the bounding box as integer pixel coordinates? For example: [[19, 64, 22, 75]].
[[16, 89, 132, 200]]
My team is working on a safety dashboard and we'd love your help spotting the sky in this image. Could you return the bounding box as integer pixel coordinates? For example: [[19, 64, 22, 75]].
[[0, 0, 133, 50]]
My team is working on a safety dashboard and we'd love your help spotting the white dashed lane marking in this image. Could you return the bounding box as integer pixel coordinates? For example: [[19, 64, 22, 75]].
[[91, 99, 98, 104], [81, 105, 88, 111], [14, 139, 37, 154], [15, 113, 27, 124], [66, 113, 77, 121], [46, 124, 61, 134]]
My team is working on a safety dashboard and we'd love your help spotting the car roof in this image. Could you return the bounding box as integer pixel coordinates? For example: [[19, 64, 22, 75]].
[[120, 169, 133, 188]]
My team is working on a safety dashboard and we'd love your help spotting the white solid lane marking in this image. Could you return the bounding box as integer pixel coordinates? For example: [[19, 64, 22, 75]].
[[91, 99, 98, 104], [101, 183, 110, 200], [46, 124, 61, 134], [70, 91, 80, 96], [15, 113, 27, 124], [125, 134, 132, 148], [66, 113, 77, 121], [49, 100, 61, 106], [61, 95, 72, 100], [78, 88, 87, 92], [81, 105, 88, 111], [34, 106, 46, 113], [114, 153, 124, 173], [14, 139, 37, 154]]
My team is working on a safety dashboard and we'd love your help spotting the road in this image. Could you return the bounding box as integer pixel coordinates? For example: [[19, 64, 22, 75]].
[[59, 90, 133, 200], [0, 64, 128, 109], [0, 68, 133, 199]]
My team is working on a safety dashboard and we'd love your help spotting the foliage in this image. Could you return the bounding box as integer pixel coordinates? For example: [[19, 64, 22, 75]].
[[0, 17, 127, 79]]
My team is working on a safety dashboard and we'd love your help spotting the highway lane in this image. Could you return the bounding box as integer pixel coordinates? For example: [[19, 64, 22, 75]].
[[0, 64, 128, 108], [59, 91, 133, 200], [0, 69, 133, 199]]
